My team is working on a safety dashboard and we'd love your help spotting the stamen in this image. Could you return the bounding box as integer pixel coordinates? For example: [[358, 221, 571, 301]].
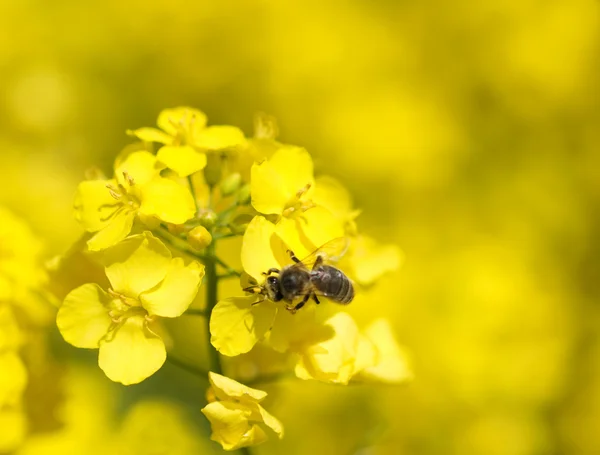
[[106, 184, 121, 200], [123, 171, 135, 186], [296, 183, 311, 199]]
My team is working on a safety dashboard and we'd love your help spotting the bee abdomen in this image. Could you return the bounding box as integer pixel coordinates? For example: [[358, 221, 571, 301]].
[[311, 265, 354, 304]]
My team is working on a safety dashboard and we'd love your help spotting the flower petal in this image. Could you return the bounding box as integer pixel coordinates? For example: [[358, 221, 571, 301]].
[[103, 232, 171, 298], [256, 404, 284, 438], [295, 312, 361, 385], [313, 175, 354, 221], [202, 401, 267, 451], [138, 178, 196, 224], [156, 145, 207, 177], [157, 107, 207, 137], [98, 316, 166, 385], [298, 206, 345, 250], [355, 319, 412, 384], [250, 161, 291, 215], [127, 127, 173, 144], [86, 209, 136, 251], [210, 296, 277, 356], [115, 151, 161, 187], [0, 352, 27, 407], [56, 283, 112, 349], [241, 216, 287, 282], [208, 372, 267, 403], [268, 146, 314, 198], [349, 235, 403, 285], [74, 179, 118, 232], [140, 258, 204, 318], [0, 409, 26, 452], [193, 126, 246, 150]]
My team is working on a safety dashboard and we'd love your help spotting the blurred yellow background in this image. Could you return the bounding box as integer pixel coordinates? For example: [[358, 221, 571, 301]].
[[1, 0, 599, 454]]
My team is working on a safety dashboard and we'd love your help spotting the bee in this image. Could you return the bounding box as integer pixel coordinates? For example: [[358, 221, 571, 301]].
[[245, 238, 354, 313]]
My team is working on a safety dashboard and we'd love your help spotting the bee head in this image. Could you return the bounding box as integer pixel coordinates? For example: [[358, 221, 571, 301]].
[[265, 275, 283, 302]]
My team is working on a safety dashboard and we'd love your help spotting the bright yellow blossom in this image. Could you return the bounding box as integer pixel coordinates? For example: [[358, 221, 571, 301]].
[[250, 146, 344, 257], [201, 372, 283, 451], [56, 232, 204, 384], [75, 150, 196, 251], [128, 106, 246, 177], [295, 314, 412, 385]]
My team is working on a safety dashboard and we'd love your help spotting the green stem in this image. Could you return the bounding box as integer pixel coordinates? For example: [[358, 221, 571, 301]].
[[183, 308, 207, 317], [188, 176, 200, 215], [205, 241, 223, 375], [167, 355, 209, 377]]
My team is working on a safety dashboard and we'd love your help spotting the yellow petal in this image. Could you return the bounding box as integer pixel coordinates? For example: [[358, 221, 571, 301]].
[[268, 146, 314, 198], [349, 235, 403, 285], [202, 401, 267, 451], [208, 372, 267, 402], [193, 125, 246, 150], [157, 107, 207, 137], [312, 175, 354, 221], [210, 296, 277, 356], [115, 150, 161, 187], [0, 305, 22, 351], [273, 217, 312, 261], [0, 352, 27, 407], [299, 206, 345, 250], [266, 305, 328, 353], [56, 283, 112, 349], [241, 216, 287, 282], [356, 319, 412, 384], [138, 177, 196, 224], [250, 162, 290, 215], [140, 258, 204, 318], [256, 404, 284, 438], [86, 209, 136, 252], [295, 312, 360, 385], [98, 316, 166, 385], [156, 145, 207, 177], [0, 409, 27, 453], [74, 179, 118, 232], [103, 232, 171, 298], [127, 127, 173, 144]]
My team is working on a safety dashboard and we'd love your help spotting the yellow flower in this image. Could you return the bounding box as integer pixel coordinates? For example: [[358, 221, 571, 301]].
[[343, 234, 403, 286], [201, 372, 283, 451], [250, 146, 344, 257], [56, 232, 204, 385], [128, 106, 246, 177], [75, 150, 196, 251], [295, 313, 412, 385]]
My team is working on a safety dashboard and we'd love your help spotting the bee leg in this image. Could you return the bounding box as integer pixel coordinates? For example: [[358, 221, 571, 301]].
[[287, 249, 301, 263], [312, 294, 320, 304], [251, 297, 266, 306], [311, 255, 324, 270], [289, 294, 311, 313], [262, 268, 280, 276]]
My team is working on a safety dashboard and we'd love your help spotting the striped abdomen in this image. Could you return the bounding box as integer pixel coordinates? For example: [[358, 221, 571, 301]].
[[310, 265, 354, 304]]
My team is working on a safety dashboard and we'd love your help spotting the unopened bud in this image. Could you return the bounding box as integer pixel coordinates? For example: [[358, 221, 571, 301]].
[[203, 153, 222, 187], [188, 226, 213, 251], [167, 223, 186, 236], [237, 183, 251, 205], [219, 172, 242, 196], [197, 210, 218, 230]]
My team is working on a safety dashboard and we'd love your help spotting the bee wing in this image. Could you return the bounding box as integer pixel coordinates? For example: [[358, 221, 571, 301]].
[[294, 237, 350, 269]]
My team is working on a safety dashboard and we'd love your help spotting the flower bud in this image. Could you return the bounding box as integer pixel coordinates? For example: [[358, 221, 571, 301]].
[[219, 172, 242, 196], [203, 153, 222, 187], [197, 209, 218, 230], [188, 226, 213, 251], [237, 183, 251, 205]]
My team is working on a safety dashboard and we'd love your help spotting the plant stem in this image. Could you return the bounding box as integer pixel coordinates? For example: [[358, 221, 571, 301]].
[[188, 176, 200, 214], [205, 240, 223, 375]]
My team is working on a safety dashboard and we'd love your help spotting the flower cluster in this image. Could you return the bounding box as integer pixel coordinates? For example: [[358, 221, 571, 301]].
[[0, 207, 52, 452], [56, 107, 410, 451]]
